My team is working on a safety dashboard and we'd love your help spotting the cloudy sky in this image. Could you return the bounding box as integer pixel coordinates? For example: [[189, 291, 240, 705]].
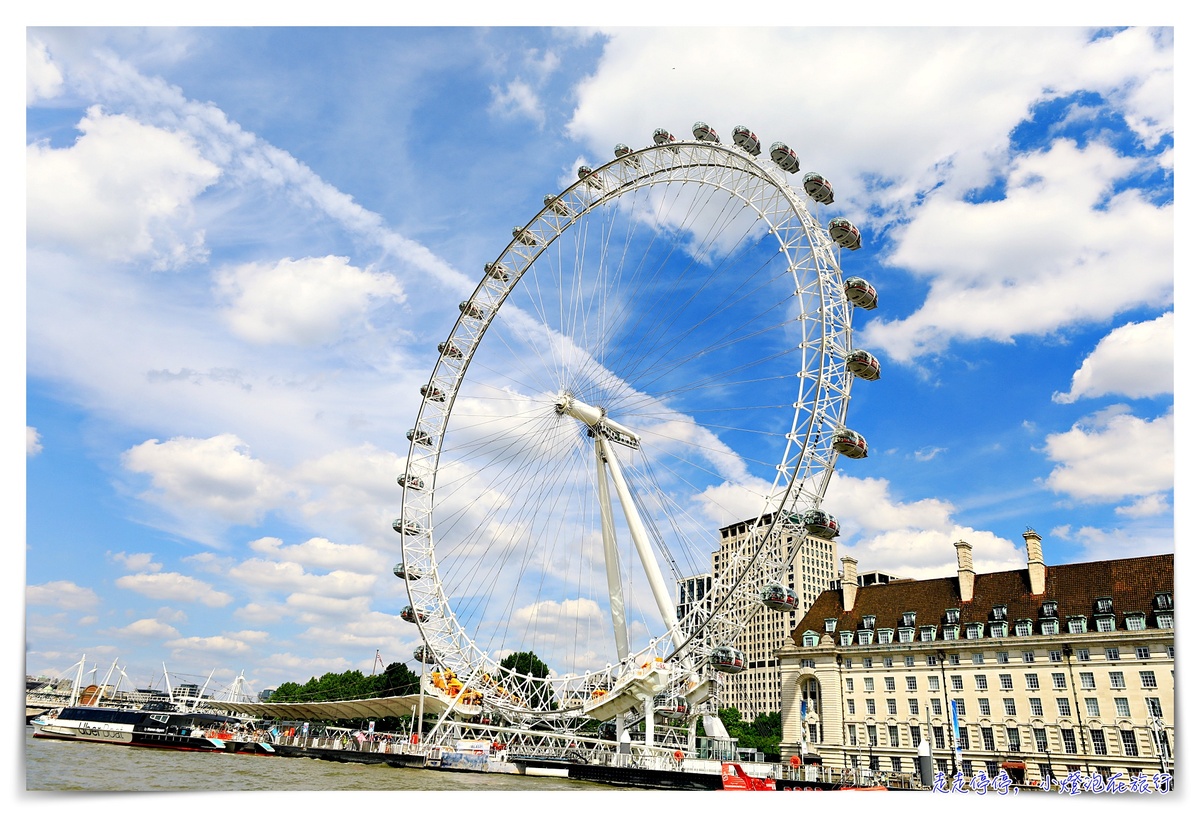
[[22, 24, 1176, 699]]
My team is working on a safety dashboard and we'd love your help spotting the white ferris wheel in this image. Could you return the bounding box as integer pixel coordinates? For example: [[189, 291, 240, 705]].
[[392, 122, 879, 737]]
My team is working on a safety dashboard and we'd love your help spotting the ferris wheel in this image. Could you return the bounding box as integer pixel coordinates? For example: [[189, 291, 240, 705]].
[[392, 122, 879, 731]]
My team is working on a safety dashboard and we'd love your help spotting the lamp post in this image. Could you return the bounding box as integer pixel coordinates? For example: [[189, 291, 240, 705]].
[[1062, 643, 1091, 774], [936, 649, 957, 776]]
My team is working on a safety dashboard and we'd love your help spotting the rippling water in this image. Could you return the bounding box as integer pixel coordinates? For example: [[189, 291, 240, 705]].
[[23, 727, 643, 794]]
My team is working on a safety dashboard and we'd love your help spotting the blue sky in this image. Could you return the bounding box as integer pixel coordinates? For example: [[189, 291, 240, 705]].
[[22, 24, 1176, 700]]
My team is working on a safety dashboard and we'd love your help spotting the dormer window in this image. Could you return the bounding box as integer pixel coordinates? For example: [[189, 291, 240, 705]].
[[1040, 618, 1060, 635], [989, 621, 1008, 638], [1067, 615, 1088, 634], [991, 604, 1008, 621], [898, 627, 915, 643], [802, 631, 820, 647], [862, 615, 876, 630], [825, 618, 838, 633], [1014, 619, 1033, 637], [1154, 592, 1173, 611], [1095, 597, 1114, 615], [965, 623, 984, 640], [902, 611, 917, 628], [877, 628, 894, 644], [945, 608, 961, 625], [1124, 612, 1146, 631], [1041, 600, 1059, 618], [839, 631, 854, 646], [920, 625, 938, 642]]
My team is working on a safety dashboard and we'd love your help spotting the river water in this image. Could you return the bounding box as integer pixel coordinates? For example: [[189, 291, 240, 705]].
[[21, 727, 653, 800]]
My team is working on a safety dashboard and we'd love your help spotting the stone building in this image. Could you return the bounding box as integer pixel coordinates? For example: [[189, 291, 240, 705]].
[[777, 532, 1174, 785]]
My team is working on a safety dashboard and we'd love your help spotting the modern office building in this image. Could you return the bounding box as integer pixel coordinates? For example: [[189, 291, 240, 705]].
[[777, 531, 1174, 785], [703, 513, 838, 720]]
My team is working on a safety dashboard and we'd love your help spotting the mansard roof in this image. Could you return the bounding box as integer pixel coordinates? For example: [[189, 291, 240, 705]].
[[793, 552, 1173, 643]]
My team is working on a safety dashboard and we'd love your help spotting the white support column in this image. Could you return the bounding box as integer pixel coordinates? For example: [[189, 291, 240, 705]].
[[598, 434, 684, 649], [596, 438, 630, 661]]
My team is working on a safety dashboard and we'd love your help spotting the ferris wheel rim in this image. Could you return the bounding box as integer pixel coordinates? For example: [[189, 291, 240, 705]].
[[395, 134, 858, 718]]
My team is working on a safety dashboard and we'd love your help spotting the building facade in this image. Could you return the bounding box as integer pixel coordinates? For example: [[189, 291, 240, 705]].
[[778, 532, 1174, 785]]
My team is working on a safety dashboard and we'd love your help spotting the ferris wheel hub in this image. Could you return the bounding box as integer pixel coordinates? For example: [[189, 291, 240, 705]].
[[555, 392, 641, 449]]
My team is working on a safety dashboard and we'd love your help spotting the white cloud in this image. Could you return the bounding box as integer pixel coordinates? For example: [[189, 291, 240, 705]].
[[1115, 494, 1171, 518], [27, 427, 43, 456], [226, 558, 377, 601], [1054, 312, 1173, 403], [121, 433, 294, 526], [490, 79, 544, 125], [865, 140, 1172, 361], [107, 551, 162, 572], [27, 580, 102, 611], [27, 36, 63, 104], [248, 536, 383, 574], [114, 572, 234, 607], [214, 256, 405, 346], [27, 107, 220, 269], [1043, 406, 1174, 502], [114, 618, 182, 640]]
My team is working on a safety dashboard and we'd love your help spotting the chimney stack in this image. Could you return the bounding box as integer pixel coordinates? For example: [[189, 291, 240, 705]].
[[954, 540, 975, 603], [1024, 529, 1046, 596], [841, 556, 859, 612]]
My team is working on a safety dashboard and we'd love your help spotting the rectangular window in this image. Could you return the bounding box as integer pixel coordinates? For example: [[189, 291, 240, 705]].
[[840, 631, 854, 646], [1085, 698, 1100, 717], [863, 658, 873, 668], [949, 653, 960, 665], [1097, 617, 1116, 632], [996, 651, 1009, 664], [1077, 648, 1090, 661], [978, 698, 991, 716], [931, 698, 942, 716], [848, 727, 857, 745], [1049, 650, 1063, 662], [908, 699, 919, 716], [847, 700, 856, 714], [928, 676, 940, 692], [887, 699, 897, 715], [884, 657, 894, 667], [971, 652, 983, 664], [933, 725, 945, 750], [889, 725, 899, 747], [867, 725, 877, 746], [1091, 729, 1108, 756], [1015, 621, 1033, 637], [1115, 697, 1130, 718], [982, 728, 996, 752], [1068, 617, 1086, 634], [905, 656, 915, 667], [906, 676, 917, 692], [899, 628, 914, 643], [926, 654, 939, 666], [975, 675, 988, 691], [1135, 647, 1150, 660], [1042, 619, 1060, 636], [1000, 673, 1014, 690], [954, 698, 966, 718], [1140, 671, 1157, 689], [1080, 672, 1095, 689], [1061, 728, 1077, 753], [1025, 673, 1040, 690], [1052, 672, 1067, 690], [1007, 727, 1020, 751], [958, 725, 969, 750], [1034, 727, 1049, 753], [1057, 698, 1072, 717], [1109, 671, 1126, 689], [910, 725, 921, 746], [885, 677, 896, 692], [950, 674, 963, 690], [1106, 647, 1120, 661], [866, 699, 876, 715], [1030, 697, 1044, 717], [1126, 615, 1146, 631], [878, 629, 894, 644], [864, 678, 875, 692], [1003, 698, 1017, 716], [1146, 697, 1162, 718], [845, 678, 854, 692], [1121, 730, 1138, 756]]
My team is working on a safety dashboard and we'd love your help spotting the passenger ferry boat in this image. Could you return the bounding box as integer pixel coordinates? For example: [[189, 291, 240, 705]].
[[31, 704, 274, 754]]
